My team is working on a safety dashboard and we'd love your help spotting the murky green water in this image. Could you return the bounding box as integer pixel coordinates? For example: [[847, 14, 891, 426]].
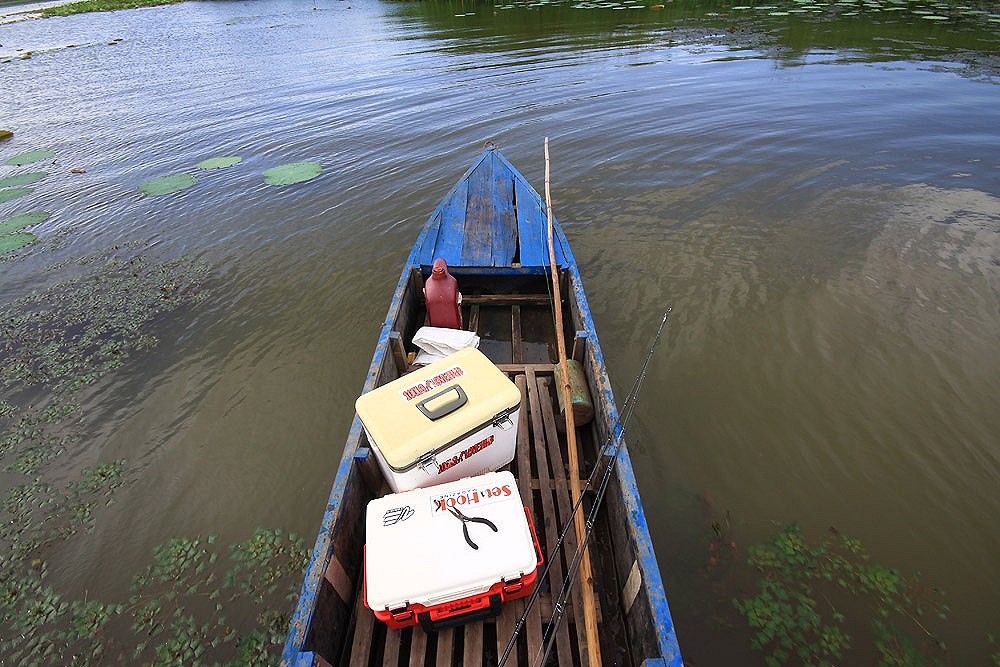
[[1, 0, 998, 663]]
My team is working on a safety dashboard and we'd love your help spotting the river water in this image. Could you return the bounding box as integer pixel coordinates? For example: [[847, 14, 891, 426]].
[[1, 0, 998, 664]]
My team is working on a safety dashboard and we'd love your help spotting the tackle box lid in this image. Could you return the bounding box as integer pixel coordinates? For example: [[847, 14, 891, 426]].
[[365, 471, 537, 610], [355, 348, 520, 469]]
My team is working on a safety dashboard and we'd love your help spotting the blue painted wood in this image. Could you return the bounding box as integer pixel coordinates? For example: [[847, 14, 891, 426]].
[[461, 151, 495, 265], [432, 177, 469, 266], [513, 177, 546, 267], [490, 154, 518, 266]]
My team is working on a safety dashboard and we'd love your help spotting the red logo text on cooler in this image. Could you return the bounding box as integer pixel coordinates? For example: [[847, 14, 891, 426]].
[[437, 434, 494, 475], [400, 366, 465, 401]]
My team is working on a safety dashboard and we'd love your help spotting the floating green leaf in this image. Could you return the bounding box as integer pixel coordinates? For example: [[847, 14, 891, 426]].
[[0, 187, 33, 203], [139, 173, 197, 196], [0, 210, 49, 235], [5, 150, 54, 166], [197, 156, 242, 170], [263, 161, 322, 186], [0, 172, 47, 188], [0, 232, 36, 253]]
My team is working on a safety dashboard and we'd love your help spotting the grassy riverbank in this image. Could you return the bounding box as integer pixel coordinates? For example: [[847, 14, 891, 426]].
[[41, 0, 186, 17]]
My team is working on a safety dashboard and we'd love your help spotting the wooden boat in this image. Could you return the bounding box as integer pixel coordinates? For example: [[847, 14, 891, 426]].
[[281, 147, 683, 667]]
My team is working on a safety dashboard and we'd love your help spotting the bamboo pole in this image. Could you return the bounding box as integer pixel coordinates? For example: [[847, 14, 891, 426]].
[[544, 137, 602, 667]]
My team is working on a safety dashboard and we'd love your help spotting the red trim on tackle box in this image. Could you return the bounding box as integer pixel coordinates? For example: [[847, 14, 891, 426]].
[[365, 507, 544, 631]]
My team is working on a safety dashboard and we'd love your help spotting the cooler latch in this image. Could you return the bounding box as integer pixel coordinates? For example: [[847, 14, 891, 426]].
[[417, 453, 439, 473], [492, 409, 514, 431], [502, 575, 523, 595]]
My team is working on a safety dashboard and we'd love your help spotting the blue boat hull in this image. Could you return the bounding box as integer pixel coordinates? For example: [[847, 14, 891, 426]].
[[282, 148, 682, 667]]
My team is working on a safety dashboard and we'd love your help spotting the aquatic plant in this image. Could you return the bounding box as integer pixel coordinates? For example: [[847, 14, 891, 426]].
[[0, 187, 33, 203], [0, 233, 36, 254], [733, 524, 949, 666], [0, 172, 47, 188], [5, 150, 55, 166], [197, 156, 242, 170], [0, 210, 49, 235], [139, 173, 197, 195], [263, 161, 322, 186]]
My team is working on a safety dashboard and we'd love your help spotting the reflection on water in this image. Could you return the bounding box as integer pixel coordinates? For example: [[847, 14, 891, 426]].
[[1, 0, 998, 663]]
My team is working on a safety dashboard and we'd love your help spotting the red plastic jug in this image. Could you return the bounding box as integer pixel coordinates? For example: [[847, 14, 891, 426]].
[[424, 258, 462, 329]]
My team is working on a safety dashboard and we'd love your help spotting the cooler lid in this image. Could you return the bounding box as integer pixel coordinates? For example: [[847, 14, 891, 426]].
[[355, 347, 520, 470], [365, 471, 537, 610]]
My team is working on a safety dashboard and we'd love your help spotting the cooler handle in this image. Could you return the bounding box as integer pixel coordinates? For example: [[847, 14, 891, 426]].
[[416, 385, 468, 421], [417, 594, 502, 632]]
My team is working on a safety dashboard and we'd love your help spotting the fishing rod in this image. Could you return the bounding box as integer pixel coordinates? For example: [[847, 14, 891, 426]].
[[498, 307, 671, 667]]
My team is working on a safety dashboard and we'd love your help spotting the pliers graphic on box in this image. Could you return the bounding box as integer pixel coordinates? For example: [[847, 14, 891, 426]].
[[447, 506, 498, 550]]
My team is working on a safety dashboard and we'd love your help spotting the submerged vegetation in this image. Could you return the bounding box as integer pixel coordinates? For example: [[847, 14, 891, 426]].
[[41, 0, 189, 18], [0, 242, 308, 663], [733, 525, 950, 666]]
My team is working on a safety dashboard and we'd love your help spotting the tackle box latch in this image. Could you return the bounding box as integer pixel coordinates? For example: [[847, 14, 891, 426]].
[[388, 604, 413, 623], [502, 575, 524, 595]]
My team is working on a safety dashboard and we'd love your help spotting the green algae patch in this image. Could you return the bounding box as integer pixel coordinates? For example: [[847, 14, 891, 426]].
[[0, 233, 36, 254], [197, 156, 242, 170], [139, 173, 197, 196], [0, 211, 49, 235], [0, 187, 33, 203], [5, 150, 54, 166], [41, 0, 187, 17], [263, 161, 322, 186], [0, 172, 47, 188]]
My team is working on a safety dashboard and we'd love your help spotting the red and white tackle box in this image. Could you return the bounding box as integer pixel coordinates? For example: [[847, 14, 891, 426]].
[[355, 347, 521, 493], [363, 471, 543, 631]]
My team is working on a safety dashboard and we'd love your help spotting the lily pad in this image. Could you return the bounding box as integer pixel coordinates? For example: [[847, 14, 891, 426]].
[[0, 187, 33, 203], [139, 173, 197, 196], [5, 150, 54, 166], [0, 232, 36, 254], [263, 161, 322, 186], [0, 210, 49, 235], [0, 172, 47, 188], [197, 156, 242, 170]]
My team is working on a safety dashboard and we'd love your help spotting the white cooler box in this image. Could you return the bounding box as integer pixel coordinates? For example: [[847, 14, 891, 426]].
[[364, 471, 542, 631], [355, 347, 521, 493]]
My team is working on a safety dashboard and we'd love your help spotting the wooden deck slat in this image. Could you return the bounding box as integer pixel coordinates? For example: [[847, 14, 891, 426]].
[[525, 368, 574, 666], [384, 625, 402, 667], [434, 179, 469, 265], [514, 374, 544, 664], [409, 627, 428, 667], [537, 376, 594, 667], [347, 581, 375, 666], [436, 627, 454, 667], [491, 162, 518, 266], [463, 623, 484, 667], [463, 154, 495, 265], [512, 305, 523, 365]]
